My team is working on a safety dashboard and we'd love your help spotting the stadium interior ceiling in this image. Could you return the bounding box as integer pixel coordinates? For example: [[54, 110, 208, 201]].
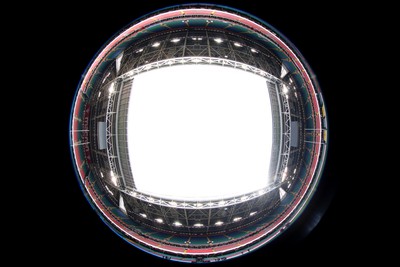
[[70, 4, 328, 263]]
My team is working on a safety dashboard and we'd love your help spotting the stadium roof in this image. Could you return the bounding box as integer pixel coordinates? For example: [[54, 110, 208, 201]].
[[70, 4, 328, 263]]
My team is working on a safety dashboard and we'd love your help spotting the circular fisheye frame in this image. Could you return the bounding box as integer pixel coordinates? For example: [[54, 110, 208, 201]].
[[70, 4, 328, 263]]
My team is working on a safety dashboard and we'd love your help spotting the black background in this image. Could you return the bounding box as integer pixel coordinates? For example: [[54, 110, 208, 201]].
[[27, 0, 379, 265]]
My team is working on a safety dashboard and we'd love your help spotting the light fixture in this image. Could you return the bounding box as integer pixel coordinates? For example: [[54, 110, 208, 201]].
[[282, 84, 289, 94], [155, 218, 163, 223], [233, 217, 242, 222], [214, 38, 223, 43], [108, 83, 115, 95], [215, 221, 224, 226], [102, 72, 111, 84], [194, 223, 204, 227], [171, 38, 180, 43], [105, 185, 114, 196], [173, 221, 182, 227], [279, 188, 287, 199], [111, 176, 117, 185], [152, 42, 161, 47], [110, 171, 117, 185], [139, 213, 147, 218]]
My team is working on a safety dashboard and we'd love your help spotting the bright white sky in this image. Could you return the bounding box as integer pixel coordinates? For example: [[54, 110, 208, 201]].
[[128, 64, 272, 201]]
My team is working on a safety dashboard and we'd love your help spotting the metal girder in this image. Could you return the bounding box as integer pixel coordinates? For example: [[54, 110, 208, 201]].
[[119, 56, 280, 82], [279, 84, 291, 180], [105, 81, 122, 187], [120, 181, 285, 210], [115, 77, 136, 190]]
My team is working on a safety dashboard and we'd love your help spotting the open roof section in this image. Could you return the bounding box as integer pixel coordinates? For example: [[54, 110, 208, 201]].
[[128, 64, 273, 201]]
